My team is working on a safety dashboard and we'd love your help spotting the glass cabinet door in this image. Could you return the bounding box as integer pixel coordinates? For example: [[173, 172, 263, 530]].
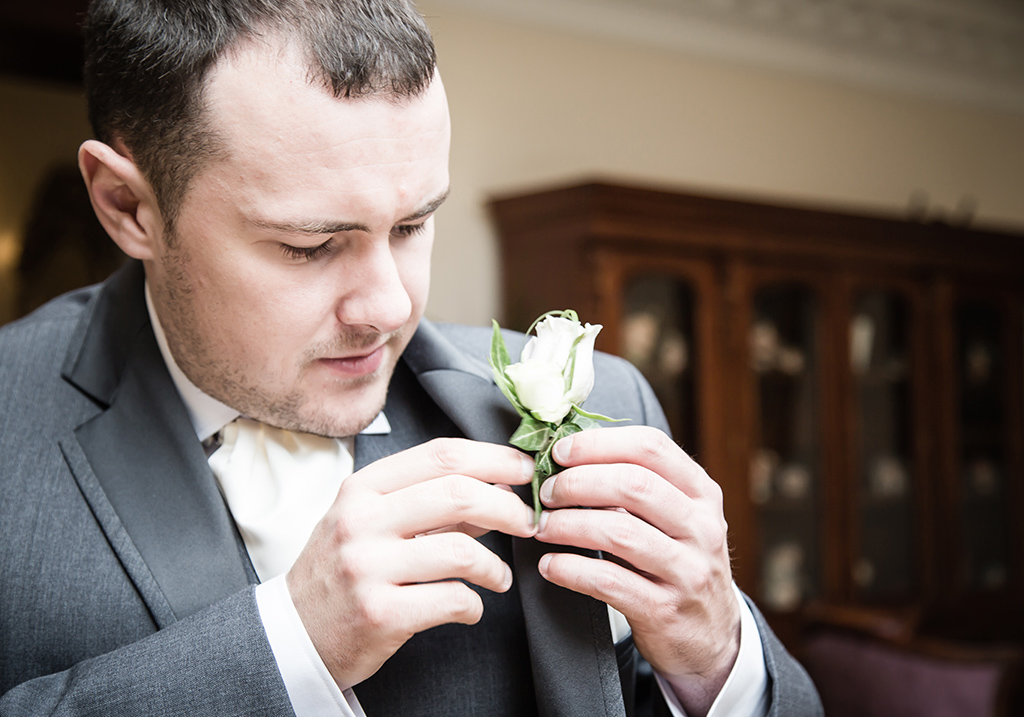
[[749, 284, 821, 611], [620, 275, 698, 454], [850, 290, 916, 601], [956, 299, 1010, 593]]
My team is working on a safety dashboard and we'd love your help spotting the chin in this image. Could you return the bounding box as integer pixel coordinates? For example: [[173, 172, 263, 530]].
[[306, 386, 389, 438], [267, 347, 400, 438]]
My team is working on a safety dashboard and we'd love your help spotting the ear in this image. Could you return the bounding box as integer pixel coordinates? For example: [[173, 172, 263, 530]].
[[78, 139, 164, 260]]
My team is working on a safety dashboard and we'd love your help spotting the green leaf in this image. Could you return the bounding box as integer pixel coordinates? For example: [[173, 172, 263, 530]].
[[554, 421, 584, 441], [572, 405, 630, 424], [536, 450, 554, 478], [489, 319, 511, 375], [489, 321, 529, 419], [568, 413, 600, 431], [509, 417, 555, 452], [493, 370, 529, 419], [497, 372, 530, 419]]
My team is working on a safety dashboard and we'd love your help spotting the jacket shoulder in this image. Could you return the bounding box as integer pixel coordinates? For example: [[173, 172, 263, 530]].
[[0, 288, 95, 368], [0, 286, 100, 423]]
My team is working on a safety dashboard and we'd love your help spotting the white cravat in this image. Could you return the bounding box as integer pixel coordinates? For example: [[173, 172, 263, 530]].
[[208, 419, 354, 582], [205, 413, 390, 583]]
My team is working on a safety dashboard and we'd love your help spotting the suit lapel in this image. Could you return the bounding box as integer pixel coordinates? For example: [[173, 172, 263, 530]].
[[396, 320, 628, 717], [61, 263, 253, 627]]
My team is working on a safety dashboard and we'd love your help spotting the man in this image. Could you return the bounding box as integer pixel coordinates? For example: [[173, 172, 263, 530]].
[[0, 0, 821, 715]]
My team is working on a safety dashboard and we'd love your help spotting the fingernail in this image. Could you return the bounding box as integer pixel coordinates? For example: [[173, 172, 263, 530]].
[[520, 453, 535, 480], [553, 436, 573, 464], [539, 476, 555, 504], [538, 554, 552, 575], [527, 508, 540, 532], [502, 564, 514, 591], [538, 510, 549, 533]]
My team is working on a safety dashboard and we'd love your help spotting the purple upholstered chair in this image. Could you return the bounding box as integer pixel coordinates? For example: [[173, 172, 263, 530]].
[[802, 630, 1022, 717]]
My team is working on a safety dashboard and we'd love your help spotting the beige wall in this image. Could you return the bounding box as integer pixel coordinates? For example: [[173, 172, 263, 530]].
[[420, 1, 1024, 326], [2, 5, 1023, 326]]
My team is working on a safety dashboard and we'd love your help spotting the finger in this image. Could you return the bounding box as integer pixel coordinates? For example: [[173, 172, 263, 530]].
[[393, 486, 520, 539], [539, 463, 695, 539], [382, 474, 537, 538], [382, 532, 514, 592], [358, 437, 535, 494], [552, 426, 720, 501], [537, 550, 668, 621], [536, 507, 682, 580], [378, 581, 489, 636]]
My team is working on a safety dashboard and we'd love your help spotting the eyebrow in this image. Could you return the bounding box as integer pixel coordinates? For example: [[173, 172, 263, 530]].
[[249, 188, 450, 236]]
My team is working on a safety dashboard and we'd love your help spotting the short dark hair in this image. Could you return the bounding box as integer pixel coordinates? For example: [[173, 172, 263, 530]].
[[83, 0, 437, 227]]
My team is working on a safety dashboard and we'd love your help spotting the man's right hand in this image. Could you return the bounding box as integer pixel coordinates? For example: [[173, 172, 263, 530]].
[[286, 438, 537, 690]]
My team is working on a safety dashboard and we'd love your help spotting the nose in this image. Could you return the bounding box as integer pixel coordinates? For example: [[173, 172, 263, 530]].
[[334, 238, 413, 335]]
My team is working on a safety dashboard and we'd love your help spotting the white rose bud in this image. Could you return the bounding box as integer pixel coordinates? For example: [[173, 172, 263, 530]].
[[504, 316, 602, 423]]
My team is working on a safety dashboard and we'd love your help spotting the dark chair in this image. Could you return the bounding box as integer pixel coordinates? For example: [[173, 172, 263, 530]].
[[799, 604, 1023, 717]]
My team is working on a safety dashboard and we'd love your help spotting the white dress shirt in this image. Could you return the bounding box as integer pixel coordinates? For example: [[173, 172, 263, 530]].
[[145, 288, 768, 717]]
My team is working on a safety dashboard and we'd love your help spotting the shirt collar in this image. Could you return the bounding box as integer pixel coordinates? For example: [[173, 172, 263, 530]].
[[144, 282, 391, 442]]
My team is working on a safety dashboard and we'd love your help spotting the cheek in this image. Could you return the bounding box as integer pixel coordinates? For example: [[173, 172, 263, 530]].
[[213, 293, 318, 381], [229, 283, 319, 347], [184, 253, 311, 366]]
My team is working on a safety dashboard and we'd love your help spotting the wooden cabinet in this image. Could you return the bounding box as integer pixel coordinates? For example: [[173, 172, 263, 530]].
[[489, 182, 1024, 646]]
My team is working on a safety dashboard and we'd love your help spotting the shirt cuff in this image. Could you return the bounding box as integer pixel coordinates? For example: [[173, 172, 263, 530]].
[[655, 583, 770, 717], [255, 576, 367, 717]]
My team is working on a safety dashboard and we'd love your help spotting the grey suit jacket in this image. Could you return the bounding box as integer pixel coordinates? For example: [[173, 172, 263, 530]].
[[0, 262, 821, 715]]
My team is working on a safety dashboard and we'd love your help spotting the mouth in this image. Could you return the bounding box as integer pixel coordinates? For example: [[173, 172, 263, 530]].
[[317, 343, 388, 378]]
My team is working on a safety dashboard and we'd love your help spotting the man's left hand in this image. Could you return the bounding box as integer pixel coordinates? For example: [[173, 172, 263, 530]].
[[535, 426, 740, 717]]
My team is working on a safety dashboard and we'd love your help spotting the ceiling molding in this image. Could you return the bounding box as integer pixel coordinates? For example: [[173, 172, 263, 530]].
[[438, 0, 1024, 114]]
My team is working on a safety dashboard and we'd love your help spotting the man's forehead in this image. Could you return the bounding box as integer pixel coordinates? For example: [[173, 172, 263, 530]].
[[176, 38, 448, 228], [203, 37, 448, 151]]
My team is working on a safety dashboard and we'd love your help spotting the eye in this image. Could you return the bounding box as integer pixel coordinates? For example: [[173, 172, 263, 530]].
[[280, 238, 334, 261], [390, 221, 429, 239]]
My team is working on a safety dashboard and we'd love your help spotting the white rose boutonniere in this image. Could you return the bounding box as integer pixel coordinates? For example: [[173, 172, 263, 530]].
[[489, 310, 625, 522]]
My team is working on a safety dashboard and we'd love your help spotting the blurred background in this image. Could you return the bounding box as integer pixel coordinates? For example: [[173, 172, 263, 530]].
[[2, 0, 1023, 714]]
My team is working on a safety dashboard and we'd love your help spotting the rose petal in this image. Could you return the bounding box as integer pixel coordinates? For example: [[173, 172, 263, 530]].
[[505, 361, 573, 423], [522, 316, 582, 368], [565, 322, 601, 406]]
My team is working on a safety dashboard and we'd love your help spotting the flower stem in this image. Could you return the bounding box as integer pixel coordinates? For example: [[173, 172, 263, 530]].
[[532, 435, 557, 525], [532, 466, 543, 525]]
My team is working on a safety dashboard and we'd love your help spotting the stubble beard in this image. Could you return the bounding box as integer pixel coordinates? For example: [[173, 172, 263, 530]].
[[153, 239, 402, 439]]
